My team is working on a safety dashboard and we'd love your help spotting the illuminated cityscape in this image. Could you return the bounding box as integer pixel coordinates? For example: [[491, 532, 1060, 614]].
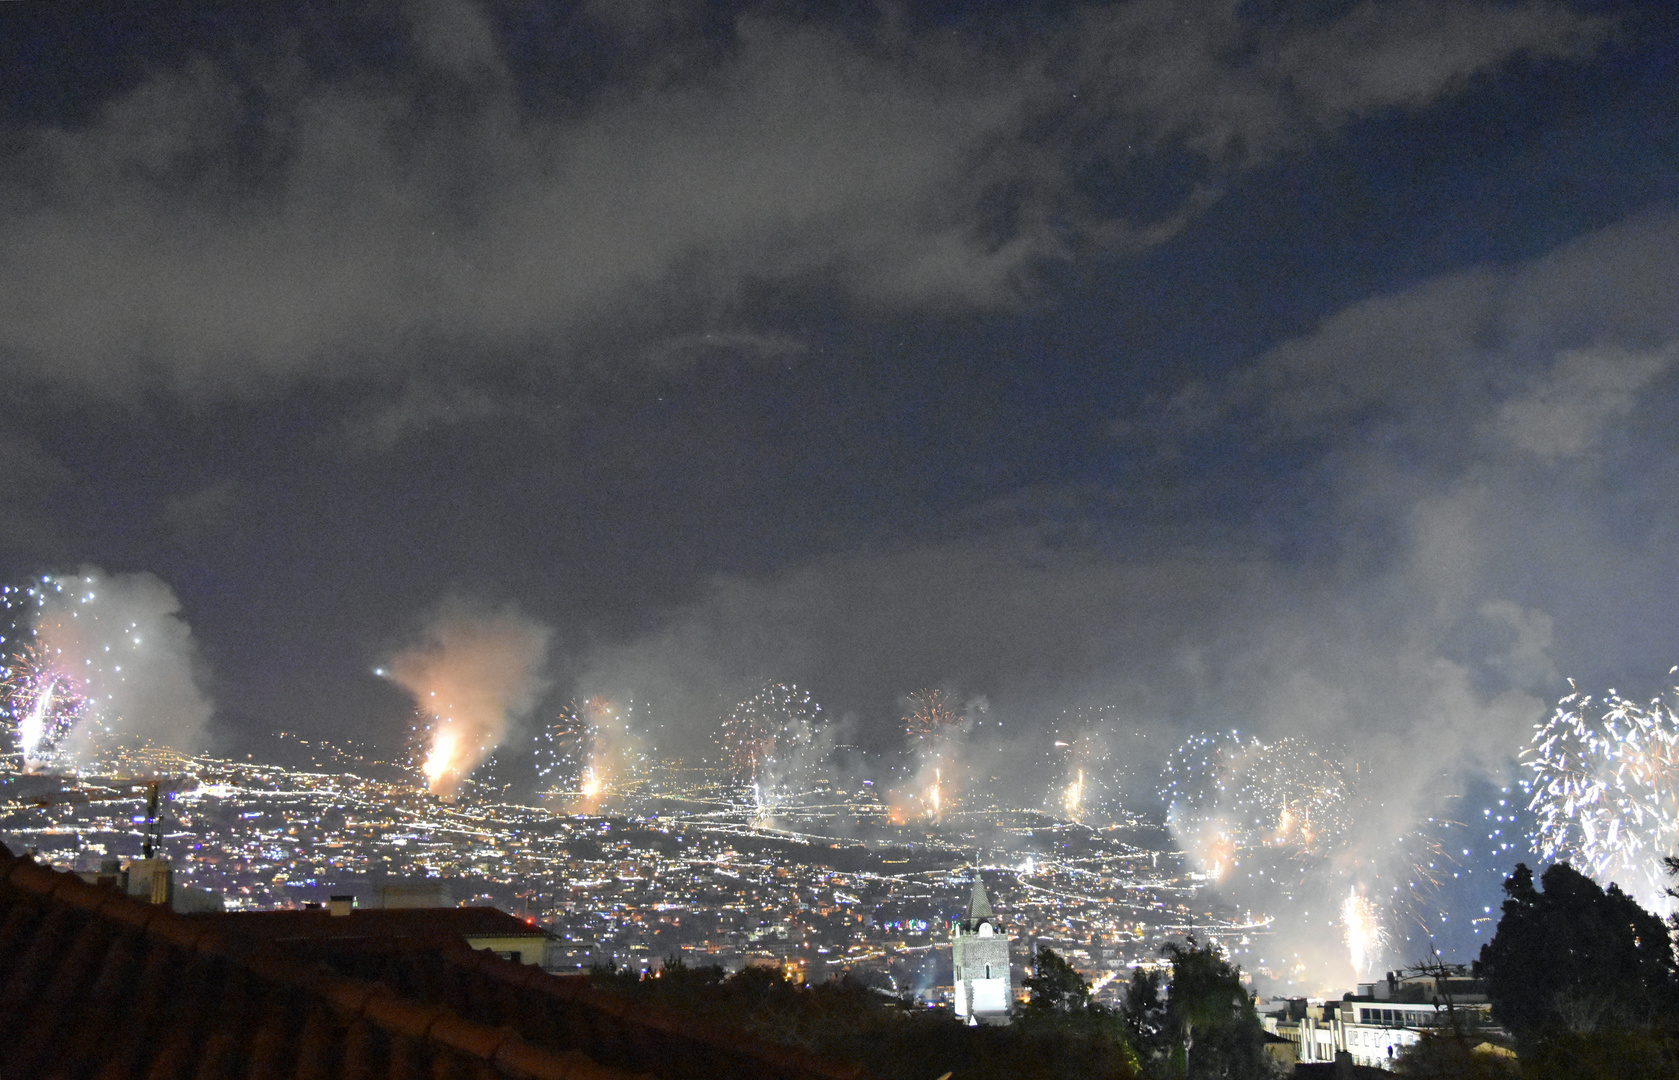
[[0, 733, 1284, 1005], [3, 6, 1677, 1072]]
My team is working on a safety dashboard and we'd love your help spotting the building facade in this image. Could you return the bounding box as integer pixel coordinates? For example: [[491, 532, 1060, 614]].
[[951, 878, 1011, 1026], [1262, 968, 1508, 1071]]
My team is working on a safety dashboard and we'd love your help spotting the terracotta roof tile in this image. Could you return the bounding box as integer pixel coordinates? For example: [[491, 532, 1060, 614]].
[[202, 906, 546, 942], [294, 1004, 341, 1080], [0, 844, 661, 1080], [244, 999, 301, 1080], [194, 1013, 249, 1080], [343, 1016, 384, 1080], [385, 1033, 426, 1080], [0, 843, 880, 1080], [429, 1011, 517, 1059], [315, 971, 385, 1017], [12, 858, 67, 894], [149, 908, 214, 949], [365, 991, 448, 1039], [102, 892, 168, 930]]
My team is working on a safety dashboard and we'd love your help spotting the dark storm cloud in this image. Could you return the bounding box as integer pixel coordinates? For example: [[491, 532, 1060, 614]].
[[0, 0, 1603, 396], [158, 480, 245, 546], [582, 216, 1679, 715], [335, 378, 513, 452]]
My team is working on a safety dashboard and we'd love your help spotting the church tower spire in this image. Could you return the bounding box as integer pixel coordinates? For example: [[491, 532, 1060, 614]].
[[967, 880, 987, 927], [951, 873, 1011, 1025]]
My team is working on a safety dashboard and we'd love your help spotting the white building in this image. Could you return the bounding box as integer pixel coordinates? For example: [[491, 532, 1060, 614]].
[[951, 878, 1011, 1026], [1263, 968, 1506, 1071]]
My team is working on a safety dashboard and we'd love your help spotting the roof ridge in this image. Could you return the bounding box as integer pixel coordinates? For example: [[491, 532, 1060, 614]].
[[0, 844, 648, 1080], [434, 939, 871, 1080]]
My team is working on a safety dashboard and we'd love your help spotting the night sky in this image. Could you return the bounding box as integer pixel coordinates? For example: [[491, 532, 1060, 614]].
[[3, 0, 1679, 957]]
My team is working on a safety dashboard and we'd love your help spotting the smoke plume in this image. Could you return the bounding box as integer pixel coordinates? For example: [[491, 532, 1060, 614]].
[[384, 601, 551, 799], [26, 567, 214, 761], [574, 695, 646, 812]]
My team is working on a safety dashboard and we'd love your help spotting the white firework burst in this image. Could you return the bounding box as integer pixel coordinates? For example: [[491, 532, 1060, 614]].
[[1524, 675, 1679, 914]]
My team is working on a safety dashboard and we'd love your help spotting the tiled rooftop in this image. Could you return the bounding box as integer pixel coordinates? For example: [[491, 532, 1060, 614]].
[[0, 844, 869, 1080], [200, 905, 549, 942]]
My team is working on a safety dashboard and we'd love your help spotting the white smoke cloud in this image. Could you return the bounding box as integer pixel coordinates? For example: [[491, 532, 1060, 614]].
[[557, 205, 1679, 980], [1496, 342, 1678, 461], [28, 567, 213, 759]]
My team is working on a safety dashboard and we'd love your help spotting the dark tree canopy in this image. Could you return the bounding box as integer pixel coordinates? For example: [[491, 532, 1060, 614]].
[[1477, 862, 1677, 1047], [1015, 947, 1141, 1079], [1140, 937, 1276, 1080], [1122, 967, 1170, 1060], [1024, 945, 1093, 1013]]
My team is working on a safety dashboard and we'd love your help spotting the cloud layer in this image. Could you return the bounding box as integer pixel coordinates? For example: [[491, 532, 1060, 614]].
[[0, 0, 1604, 395]]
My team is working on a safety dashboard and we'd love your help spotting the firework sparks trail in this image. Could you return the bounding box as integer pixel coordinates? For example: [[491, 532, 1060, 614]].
[[1524, 674, 1679, 914], [1063, 769, 1084, 820], [718, 682, 826, 816], [570, 696, 650, 811], [1044, 706, 1120, 823], [19, 678, 54, 761], [1, 640, 86, 771], [1341, 886, 1387, 980], [423, 726, 459, 790]]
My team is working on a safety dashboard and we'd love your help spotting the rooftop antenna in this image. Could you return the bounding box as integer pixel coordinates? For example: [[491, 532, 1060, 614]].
[[141, 781, 161, 859]]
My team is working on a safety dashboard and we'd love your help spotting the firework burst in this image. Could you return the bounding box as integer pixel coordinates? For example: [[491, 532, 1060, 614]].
[[0, 576, 161, 772], [903, 688, 961, 748], [1523, 675, 1679, 914], [1160, 731, 1351, 874], [1159, 730, 1461, 983], [718, 682, 825, 815], [535, 702, 587, 790], [0, 641, 87, 771], [897, 688, 973, 822], [570, 696, 648, 809]]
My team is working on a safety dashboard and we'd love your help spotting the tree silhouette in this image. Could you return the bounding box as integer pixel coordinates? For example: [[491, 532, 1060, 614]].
[[1477, 862, 1677, 1055], [1024, 945, 1093, 1013], [1155, 936, 1276, 1079], [1121, 967, 1170, 1061]]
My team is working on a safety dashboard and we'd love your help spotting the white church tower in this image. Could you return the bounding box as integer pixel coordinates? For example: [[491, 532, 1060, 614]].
[[951, 877, 1011, 1025]]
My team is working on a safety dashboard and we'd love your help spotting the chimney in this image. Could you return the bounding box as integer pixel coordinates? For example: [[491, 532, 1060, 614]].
[[328, 895, 355, 916]]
